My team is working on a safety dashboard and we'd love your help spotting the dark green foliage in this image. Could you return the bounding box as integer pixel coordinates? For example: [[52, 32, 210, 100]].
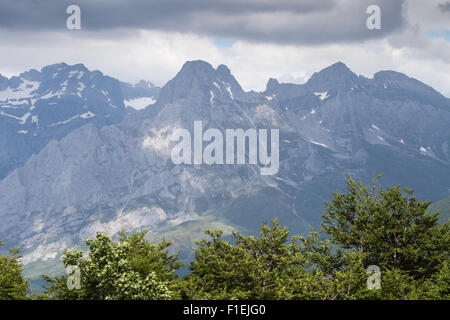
[[182, 220, 329, 299], [321, 175, 449, 280], [0, 241, 30, 300], [300, 175, 450, 299]]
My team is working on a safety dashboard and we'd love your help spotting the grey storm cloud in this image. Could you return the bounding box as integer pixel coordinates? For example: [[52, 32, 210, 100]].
[[438, 1, 450, 12], [0, 0, 406, 45]]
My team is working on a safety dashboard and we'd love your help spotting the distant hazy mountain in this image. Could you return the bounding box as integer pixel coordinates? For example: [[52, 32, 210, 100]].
[[0, 60, 449, 280]]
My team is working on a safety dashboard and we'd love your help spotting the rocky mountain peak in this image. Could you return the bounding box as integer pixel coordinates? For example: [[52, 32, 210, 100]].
[[373, 70, 449, 109], [135, 80, 155, 89], [40, 62, 86, 76], [158, 60, 244, 104], [177, 60, 216, 79], [19, 69, 41, 82], [216, 64, 231, 76], [323, 61, 352, 73], [265, 78, 279, 93], [306, 61, 358, 92]]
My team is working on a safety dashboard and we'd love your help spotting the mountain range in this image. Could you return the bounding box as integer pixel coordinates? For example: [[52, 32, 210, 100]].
[[0, 60, 449, 282]]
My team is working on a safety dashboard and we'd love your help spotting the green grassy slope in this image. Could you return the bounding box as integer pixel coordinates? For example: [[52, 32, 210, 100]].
[[428, 195, 450, 224]]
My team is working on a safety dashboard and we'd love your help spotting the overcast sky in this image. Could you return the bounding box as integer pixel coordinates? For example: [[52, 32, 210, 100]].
[[0, 0, 450, 96]]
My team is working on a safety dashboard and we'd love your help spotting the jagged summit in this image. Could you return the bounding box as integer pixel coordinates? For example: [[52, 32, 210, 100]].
[[175, 60, 237, 83], [177, 60, 216, 77], [322, 61, 352, 73], [19, 69, 41, 81], [4, 63, 98, 85], [40, 62, 88, 75], [373, 70, 448, 108], [158, 60, 243, 104], [174, 60, 235, 78], [135, 80, 155, 89], [309, 61, 356, 81], [263, 62, 357, 96], [306, 61, 358, 92], [374, 70, 408, 80], [8, 62, 89, 80], [41, 62, 69, 72], [266, 78, 279, 92], [216, 64, 231, 76]]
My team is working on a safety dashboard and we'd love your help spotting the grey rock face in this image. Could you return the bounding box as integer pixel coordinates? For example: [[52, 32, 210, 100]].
[[0, 60, 449, 268]]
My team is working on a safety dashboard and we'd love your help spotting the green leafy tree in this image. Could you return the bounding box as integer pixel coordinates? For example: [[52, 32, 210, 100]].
[[184, 219, 329, 300], [299, 175, 450, 299], [298, 231, 378, 299], [0, 241, 30, 300], [123, 232, 184, 284], [321, 175, 449, 279], [43, 232, 183, 300]]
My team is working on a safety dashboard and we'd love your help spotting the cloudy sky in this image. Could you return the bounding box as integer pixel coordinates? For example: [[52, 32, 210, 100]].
[[0, 0, 450, 96]]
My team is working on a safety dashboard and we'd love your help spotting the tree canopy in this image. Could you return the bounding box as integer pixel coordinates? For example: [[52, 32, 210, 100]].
[[0, 241, 30, 300], [42, 231, 182, 300]]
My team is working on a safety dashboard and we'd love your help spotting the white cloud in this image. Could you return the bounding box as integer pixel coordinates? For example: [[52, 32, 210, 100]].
[[0, 0, 450, 98]]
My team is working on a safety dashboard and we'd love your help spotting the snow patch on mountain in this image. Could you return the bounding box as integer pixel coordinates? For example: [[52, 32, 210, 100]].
[[0, 110, 31, 124], [125, 97, 156, 110], [0, 80, 40, 101], [80, 111, 95, 119], [314, 92, 329, 101]]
